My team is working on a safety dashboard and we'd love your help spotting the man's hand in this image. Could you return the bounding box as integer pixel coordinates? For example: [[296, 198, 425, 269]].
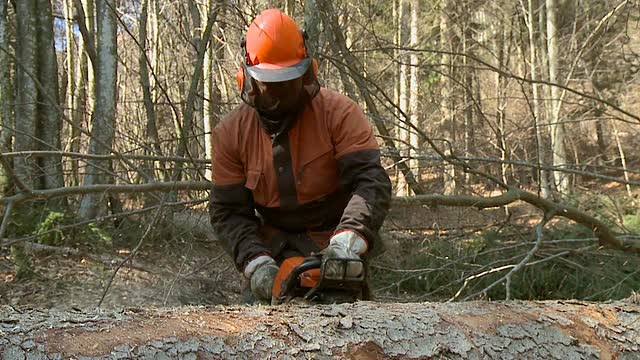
[[324, 230, 367, 278], [244, 255, 279, 302]]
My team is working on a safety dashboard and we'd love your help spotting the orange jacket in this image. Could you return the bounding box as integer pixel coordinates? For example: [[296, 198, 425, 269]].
[[209, 88, 391, 270]]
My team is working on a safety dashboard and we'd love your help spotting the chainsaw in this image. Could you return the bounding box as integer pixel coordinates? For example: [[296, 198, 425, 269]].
[[271, 254, 366, 305]]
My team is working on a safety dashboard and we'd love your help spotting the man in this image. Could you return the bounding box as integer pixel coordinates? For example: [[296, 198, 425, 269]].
[[209, 9, 391, 303]]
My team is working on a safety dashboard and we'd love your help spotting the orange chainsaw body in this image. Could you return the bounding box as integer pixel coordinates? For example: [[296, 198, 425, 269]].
[[271, 256, 320, 299]]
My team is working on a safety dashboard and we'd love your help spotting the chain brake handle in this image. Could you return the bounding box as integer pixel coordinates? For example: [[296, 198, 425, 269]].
[[304, 257, 366, 301]]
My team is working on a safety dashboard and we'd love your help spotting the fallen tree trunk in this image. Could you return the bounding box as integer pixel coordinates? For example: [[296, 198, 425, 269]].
[[1, 300, 639, 359]]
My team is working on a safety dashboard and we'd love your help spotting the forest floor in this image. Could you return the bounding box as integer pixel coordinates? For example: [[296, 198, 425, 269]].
[[1, 181, 639, 310], [0, 204, 513, 310]]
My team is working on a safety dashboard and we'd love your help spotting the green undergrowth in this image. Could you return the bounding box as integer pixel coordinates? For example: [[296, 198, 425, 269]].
[[372, 220, 640, 302]]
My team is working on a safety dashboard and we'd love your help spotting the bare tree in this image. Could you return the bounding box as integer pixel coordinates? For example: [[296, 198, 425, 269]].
[[14, 0, 39, 191], [545, 0, 568, 192], [78, 0, 118, 219], [36, 0, 65, 195]]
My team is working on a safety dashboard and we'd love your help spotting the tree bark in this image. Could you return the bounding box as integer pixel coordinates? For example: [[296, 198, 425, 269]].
[[14, 0, 38, 190], [78, 0, 118, 219], [546, 0, 568, 193], [396, 0, 409, 196], [0, 0, 11, 154], [36, 0, 65, 195], [1, 301, 638, 359], [200, 0, 220, 181], [525, 0, 551, 198], [139, 0, 165, 187], [318, 1, 424, 196], [409, 0, 419, 181], [440, 0, 456, 195]]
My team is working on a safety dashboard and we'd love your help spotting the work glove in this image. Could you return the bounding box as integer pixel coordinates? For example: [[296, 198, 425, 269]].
[[323, 230, 368, 278], [244, 255, 279, 303]]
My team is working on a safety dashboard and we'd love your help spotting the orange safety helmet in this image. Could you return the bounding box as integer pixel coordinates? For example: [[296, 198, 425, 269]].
[[236, 9, 318, 91]]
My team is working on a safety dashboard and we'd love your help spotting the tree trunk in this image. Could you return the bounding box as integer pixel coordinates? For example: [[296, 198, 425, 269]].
[[318, 1, 424, 195], [526, 0, 550, 198], [0, 0, 11, 153], [78, 0, 118, 219], [462, 1, 475, 186], [139, 0, 165, 191], [494, 14, 509, 191], [0, 0, 11, 196], [14, 0, 38, 190], [440, 0, 456, 195], [396, 0, 409, 196], [171, 6, 217, 194], [1, 301, 638, 358], [64, 0, 82, 187], [546, 0, 568, 192], [36, 0, 65, 195], [409, 0, 419, 190], [201, 3, 213, 181]]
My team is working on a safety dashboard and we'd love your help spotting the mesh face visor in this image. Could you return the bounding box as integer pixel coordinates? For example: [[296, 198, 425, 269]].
[[241, 59, 320, 108]]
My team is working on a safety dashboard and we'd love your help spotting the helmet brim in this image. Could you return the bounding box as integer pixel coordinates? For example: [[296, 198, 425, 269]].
[[246, 58, 311, 83]]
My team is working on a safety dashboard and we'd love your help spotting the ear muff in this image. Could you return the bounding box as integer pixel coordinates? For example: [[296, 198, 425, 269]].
[[236, 67, 244, 91]]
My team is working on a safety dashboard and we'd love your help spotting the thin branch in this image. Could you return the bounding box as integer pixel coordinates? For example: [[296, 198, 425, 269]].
[[461, 215, 551, 301], [97, 194, 168, 309], [1, 151, 210, 164], [0, 152, 31, 194], [0, 181, 211, 205], [0, 201, 13, 239]]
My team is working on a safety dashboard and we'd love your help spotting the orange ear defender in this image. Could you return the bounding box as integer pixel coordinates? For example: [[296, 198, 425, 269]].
[[236, 67, 244, 92]]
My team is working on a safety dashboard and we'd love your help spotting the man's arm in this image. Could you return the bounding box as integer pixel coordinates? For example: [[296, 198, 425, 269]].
[[330, 97, 392, 254], [209, 124, 270, 272], [335, 149, 391, 253]]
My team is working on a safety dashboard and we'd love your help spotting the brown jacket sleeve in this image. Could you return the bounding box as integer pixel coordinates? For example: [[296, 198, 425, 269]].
[[329, 95, 392, 255], [209, 121, 270, 271]]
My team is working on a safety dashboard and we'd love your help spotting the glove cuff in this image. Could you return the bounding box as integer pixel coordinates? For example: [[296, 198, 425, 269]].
[[243, 255, 275, 279], [330, 230, 368, 255]]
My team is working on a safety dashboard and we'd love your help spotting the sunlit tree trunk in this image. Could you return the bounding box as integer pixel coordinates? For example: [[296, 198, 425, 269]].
[[409, 0, 420, 187], [64, 0, 81, 186], [201, 0, 221, 180], [494, 14, 509, 190], [284, 0, 295, 16], [546, 0, 568, 192], [78, 0, 118, 219], [396, 0, 409, 196], [440, 0, 456, 195], [462, 1, 475, 186], [189, 0, 203, 164], [526, 0, 550, 198]]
